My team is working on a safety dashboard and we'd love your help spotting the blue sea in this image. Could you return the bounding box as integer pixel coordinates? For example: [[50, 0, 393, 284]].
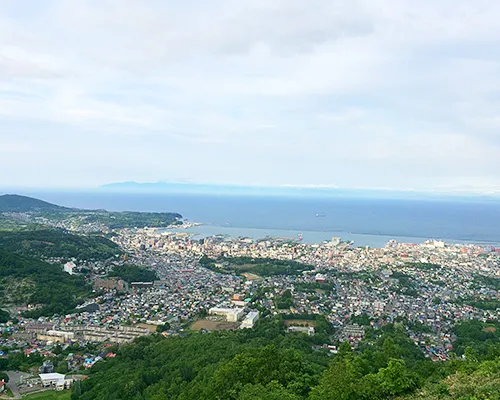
[[17, 192, 500, 248]]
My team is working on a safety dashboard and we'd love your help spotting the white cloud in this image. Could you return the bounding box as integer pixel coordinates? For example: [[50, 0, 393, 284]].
[[1, 0, 500, 192]]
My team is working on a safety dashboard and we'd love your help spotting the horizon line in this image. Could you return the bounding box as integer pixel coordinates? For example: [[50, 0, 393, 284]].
[[2, 180, 500, 199]]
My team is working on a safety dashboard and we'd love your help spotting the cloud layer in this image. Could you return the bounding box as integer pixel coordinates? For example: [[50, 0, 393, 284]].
[[1, 0, 500, 192]]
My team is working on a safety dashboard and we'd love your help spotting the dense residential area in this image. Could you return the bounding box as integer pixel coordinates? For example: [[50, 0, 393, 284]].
[[0, 196, 499, 399]]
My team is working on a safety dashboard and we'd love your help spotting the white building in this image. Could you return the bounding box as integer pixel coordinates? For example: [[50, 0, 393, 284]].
[[208, 307, 244, 322], [63, 262, 76, 275], [240, 311, 260, 329], [39, 373, 72, 390], [287, 326, 315, 336]]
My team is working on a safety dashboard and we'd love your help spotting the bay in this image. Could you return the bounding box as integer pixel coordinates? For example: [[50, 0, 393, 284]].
[[19, 191, 500, 247]]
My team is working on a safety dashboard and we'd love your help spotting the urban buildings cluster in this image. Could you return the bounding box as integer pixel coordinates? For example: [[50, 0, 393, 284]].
[[1, 225, 499, 383]]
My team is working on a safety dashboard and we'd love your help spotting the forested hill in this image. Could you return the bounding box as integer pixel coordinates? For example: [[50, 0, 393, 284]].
[[0, 228, 123, 261], [0, 194, 183, 230], [0, 194, 71, 212], [72, 318, 500, 400], [0, 228, 121, 317], [0, 248, 91, 318], [0, 194, 183, 229]]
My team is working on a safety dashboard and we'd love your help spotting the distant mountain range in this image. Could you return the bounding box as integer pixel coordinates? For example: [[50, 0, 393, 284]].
[[100, 181, 391, 197], [100, 181, 500, 201], [100, 181, 314, 196], [0, 194, 73, 212]]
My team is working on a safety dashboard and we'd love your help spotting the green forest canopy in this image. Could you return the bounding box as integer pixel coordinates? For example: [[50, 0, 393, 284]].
[[200, 255, 315, 276], [69, 318, 500, 400], [0, 308, 9, 323], [107, 264, 159, 283]]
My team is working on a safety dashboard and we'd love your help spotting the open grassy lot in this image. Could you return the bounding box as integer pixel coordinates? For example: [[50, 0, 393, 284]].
[[23, 390, 71, 399], [241, 272, 261, 280]]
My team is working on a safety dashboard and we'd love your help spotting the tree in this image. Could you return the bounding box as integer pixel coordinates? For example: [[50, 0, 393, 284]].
[[208, 345, 314, 399], [238, 381, 300, 400], [0, 308, 9, 323], [310, 343, 360, 400], [156, 322, 171, 333], [377, 359, 416, 396], [464, 346, 479, 362], [0, 372, 9, 382], [276, 290, 294, 309]]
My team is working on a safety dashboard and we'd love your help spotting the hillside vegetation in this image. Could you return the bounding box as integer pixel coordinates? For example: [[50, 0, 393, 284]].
[[0, 194, 183, 229], [0, 248, 91, 317], [0, 228, 122, 261], [107, 264, 159, 283], [81, 211, 183, 229], [0, 194, 70, 212], [69, 318, 500, 400], [0, 227, 119, 317]]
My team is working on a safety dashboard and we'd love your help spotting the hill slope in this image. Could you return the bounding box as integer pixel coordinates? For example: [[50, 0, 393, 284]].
[[0, 248, 92, 317], [0, 194, 70, 212], [0, 194, 182, 228], [71, 319, 500, 400], [0, 228, 123, 261]]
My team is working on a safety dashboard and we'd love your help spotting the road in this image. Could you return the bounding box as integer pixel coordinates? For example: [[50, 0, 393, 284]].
[[5, 371, 30, 399]]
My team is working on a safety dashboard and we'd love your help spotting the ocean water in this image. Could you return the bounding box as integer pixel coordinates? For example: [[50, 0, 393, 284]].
[[19, 192, 500, 247]]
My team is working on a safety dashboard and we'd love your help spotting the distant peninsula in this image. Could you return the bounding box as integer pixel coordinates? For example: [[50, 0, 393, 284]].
[[0, 194, 182, 229], [0, 194, 73, 213]]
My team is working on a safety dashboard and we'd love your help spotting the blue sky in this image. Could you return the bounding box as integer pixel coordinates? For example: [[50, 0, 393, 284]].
[[1, 0, 500, 194]]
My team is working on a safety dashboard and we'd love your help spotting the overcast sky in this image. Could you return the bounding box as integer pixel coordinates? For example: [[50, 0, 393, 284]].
[[1, 1, 500, 193]]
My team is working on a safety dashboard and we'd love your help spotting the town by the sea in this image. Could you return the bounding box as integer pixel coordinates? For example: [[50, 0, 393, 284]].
[[20, 191, 500, 247]]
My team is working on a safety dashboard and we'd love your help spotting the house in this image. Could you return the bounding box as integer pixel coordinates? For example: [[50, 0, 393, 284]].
[[39, 360, 55, 374], [93, 278, 128, 292], [63, 262, 76, 275], [340, 324, 365, 339]]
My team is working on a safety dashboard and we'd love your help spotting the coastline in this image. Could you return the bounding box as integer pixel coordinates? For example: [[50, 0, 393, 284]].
[[162, 223, 500, 248], [17, 191, 500, 247]]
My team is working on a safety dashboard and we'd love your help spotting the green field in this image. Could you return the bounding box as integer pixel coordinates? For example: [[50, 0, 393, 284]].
[[23, 391, 71, 400]]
